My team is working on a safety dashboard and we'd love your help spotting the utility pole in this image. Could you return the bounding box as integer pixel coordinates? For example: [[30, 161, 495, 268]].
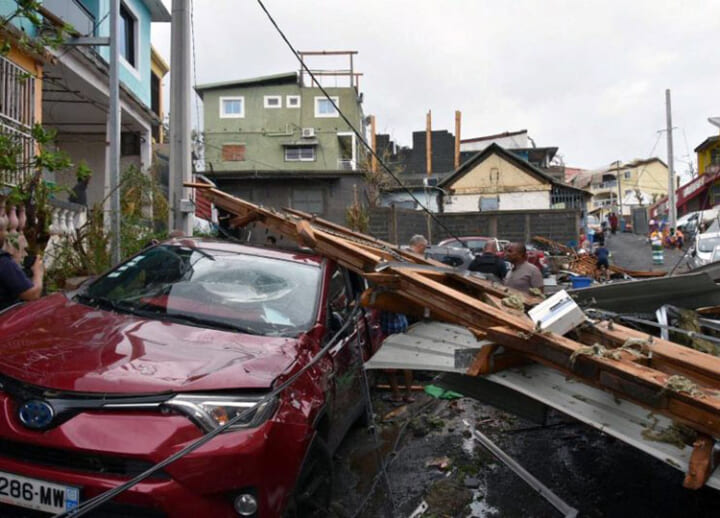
[[169, 0, 193, 235], [108, 0, 121, 265], [426, 110, 432, 176], [616, 160, 623, 224], [370, 115, 377, 173], [666, 89, 677, 228], [454, 110, 461, 169]]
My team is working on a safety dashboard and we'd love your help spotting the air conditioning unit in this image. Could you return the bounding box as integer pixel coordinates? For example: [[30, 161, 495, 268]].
[[301, 127, 315, 138]]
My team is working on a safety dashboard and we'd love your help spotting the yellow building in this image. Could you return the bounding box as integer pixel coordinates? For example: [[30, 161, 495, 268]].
[[574, 158, 668, 220], [150, 47, 170, 144], [0, 22, 49, 186], [695, 136, 720, 176]]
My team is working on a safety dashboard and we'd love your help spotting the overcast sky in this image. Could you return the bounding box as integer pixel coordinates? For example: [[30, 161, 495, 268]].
[[152, 0, 720, 177]]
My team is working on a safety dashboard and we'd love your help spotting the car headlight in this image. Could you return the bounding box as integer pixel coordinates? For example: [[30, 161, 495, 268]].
[[163, 394, 277, 433]]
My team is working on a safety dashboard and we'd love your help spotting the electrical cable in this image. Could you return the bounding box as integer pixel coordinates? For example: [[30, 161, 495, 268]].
[[54, 303, 364, 518], [255, 0, 471, 249]]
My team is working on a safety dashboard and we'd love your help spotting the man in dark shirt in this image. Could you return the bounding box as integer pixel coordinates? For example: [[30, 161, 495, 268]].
[[468, 241, 507, 280], [0, 228, 44, 311], [595, 245, 610, 282]]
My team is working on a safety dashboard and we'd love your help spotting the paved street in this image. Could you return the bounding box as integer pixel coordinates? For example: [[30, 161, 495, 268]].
[[606, 231, 691, 274]]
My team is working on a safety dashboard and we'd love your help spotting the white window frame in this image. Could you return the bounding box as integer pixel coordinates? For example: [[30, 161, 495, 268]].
[[284, 145, 316, 162], [314, 96, 339, 118], [118, 1, 140, 77], [264, 95, 282, 109], [286, 95, 301, 108], [336, 132, 356, 170], [219, 96, 245, 118]]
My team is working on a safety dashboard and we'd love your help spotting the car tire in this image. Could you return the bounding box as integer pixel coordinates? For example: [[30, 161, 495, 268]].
[[283, 436, 333, 518]]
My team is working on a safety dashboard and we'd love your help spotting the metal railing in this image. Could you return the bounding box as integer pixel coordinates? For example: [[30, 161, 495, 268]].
[[0, 55, 36, 186], [337, 159, 356, 170], [42, 0, 96, 36], [0, 55, 36, 130]]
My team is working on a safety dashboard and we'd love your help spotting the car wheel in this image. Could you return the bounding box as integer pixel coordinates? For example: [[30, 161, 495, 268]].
[[283, 436, 333, 518]]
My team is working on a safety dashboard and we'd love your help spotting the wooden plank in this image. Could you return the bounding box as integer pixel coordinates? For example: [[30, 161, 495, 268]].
[[486, 326, 720, 437], [579, 321, 720, 388], [684, 435, 716, 490], [228, 212, 262, 228]]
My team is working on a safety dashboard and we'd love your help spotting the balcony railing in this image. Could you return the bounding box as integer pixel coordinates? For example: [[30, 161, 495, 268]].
[[42, 0, 96, 36], [337, 159, 356, 170], [0, 55, 36, 186]]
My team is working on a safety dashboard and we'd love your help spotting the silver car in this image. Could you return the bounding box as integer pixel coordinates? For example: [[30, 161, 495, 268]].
[[690, 231, 720, 268]]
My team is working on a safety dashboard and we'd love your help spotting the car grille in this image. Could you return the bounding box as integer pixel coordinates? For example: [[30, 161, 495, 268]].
[[0, 502, 167, 517], [0, 438, 170, 480]]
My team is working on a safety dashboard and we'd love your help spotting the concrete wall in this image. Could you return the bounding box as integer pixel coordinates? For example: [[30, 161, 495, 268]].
[[202, 84, 364, 172], [53, 135, 141, 206], [444, 191, 550, 212], [369, 207, 580, 246], [215, 173, 367, 226]]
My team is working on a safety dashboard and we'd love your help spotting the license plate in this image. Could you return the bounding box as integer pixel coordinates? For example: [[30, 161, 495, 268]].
[[0, 471, 79, 514]]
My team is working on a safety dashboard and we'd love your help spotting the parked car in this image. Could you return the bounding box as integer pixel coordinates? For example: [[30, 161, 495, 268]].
[[690, 231, 720, 269], [0, 239, 381, 517], [436, 236, 549, 277], [436, 236, 501, 255]]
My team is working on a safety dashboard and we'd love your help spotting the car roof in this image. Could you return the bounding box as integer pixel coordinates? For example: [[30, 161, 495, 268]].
[[162, 238, 324, 266]]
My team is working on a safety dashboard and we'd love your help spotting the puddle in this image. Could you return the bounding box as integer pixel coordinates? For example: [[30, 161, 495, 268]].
[[468, 490, 500, 517]]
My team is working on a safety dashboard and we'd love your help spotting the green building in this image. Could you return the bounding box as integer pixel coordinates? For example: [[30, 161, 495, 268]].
[[196, 72, 365, 173]]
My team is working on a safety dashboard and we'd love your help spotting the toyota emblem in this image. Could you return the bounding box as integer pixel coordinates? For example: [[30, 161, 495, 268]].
[[18, 400, 55, 430]]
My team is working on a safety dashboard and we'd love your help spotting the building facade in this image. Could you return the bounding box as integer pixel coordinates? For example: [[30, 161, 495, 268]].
[[438, 143, 588, 213], [1, 0, 169, 206], [573, 158, 668, 220], [197, 72, 365, 173]]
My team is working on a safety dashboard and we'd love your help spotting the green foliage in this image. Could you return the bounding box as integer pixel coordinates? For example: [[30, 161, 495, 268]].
[[44, 166, 170, 292], [75, 160, 92, 182], [1, 1, 74, 57]]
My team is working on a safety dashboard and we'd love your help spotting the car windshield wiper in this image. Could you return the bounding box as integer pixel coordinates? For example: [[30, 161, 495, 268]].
[[152, 312, 260, 335], [75, 294, 124, 312]]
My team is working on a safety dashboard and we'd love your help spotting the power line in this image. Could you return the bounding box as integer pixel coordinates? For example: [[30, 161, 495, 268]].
[[255, 0, 467, 247]]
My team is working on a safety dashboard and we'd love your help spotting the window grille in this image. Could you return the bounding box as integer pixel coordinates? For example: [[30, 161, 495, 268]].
[[0, 55, 36, 185]]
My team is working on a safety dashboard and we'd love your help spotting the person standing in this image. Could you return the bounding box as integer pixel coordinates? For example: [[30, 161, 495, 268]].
[[609, 212, 619, 235], [380, 234, 428, 404], [468, 241, 507, 280], [504, 243, 544, 294], [594, 244, 610, 282], [408, 234, 428, 256], [650, 225, 664, 265], [0, 227, 44, 311]]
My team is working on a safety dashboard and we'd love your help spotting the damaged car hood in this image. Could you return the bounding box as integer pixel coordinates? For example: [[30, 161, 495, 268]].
[[0, 294, 304, 393]]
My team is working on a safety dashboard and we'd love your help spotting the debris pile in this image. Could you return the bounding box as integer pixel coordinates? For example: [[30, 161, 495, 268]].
[[190, 183, 720, 490]]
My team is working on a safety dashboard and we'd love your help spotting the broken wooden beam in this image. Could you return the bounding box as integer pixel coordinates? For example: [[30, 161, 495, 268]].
[[684, 435, 717, 490]]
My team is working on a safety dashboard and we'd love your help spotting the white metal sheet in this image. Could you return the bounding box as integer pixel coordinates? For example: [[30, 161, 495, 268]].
[[366, 321, 720, 489]]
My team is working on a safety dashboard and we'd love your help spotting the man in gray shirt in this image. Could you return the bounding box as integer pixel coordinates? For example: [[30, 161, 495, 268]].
[[504, 243, 543, 294]]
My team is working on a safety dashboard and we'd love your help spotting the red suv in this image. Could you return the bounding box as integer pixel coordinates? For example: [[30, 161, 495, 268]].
[[0, 240, 381, 517], [437, 236, 549, 276]]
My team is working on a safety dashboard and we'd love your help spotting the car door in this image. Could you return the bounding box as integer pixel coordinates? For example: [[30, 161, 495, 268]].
[[325, 264, 365, 450]]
